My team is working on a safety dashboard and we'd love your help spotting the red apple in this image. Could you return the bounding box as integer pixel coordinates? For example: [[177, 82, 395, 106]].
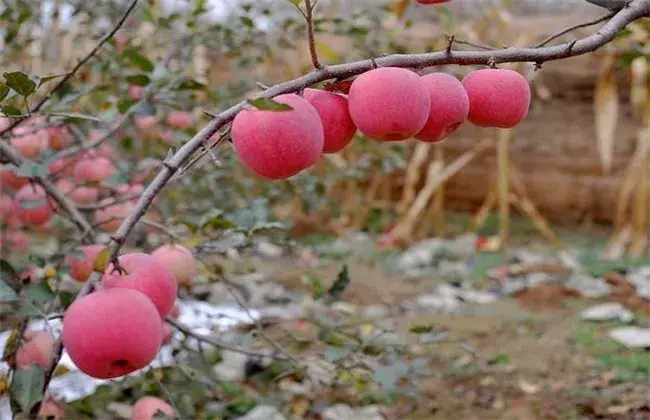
[[38, 397, 66, 420], [151, 244, 198, 287], [62, 288, 163, 379], [102, 252, 178, 317], [46, 126, 69, 150], [0, 229, 29, 253], [131, 397, 175, 420], [15, 330, 55, 370], [10, 126, 47, 158], [129, 85, 145, 100], [67, 244, 106, 282], [13, 184, 53, 226], [166, 111, 194, 130], [95, 200, 135, 231], [0, 168, 28, 190], [73, 157, 116, 183]]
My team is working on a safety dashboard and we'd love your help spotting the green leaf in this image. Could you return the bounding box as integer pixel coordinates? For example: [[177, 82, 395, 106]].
[[2, 105, 21, 116], [175, 78, 206, 91], [249, 222, 285, 236], [487, 353, 510, 365], [246, 98, 292, 112], [37, 73, 69, 88], [24, 282, 56, 305], [409, 325, 435, 334], [48, 112, 103, 122], [118, 99, 137, 114], [200, 210, 236, 231], [239, 16, 254, 27], [0, 279, 19, 302], [122, 49, 155, 72], [301, 274, 325, 300], [126, 74, 151, 86], [93, 247, 111, 273], [9, 365, 45, 413], [327, 265, 350, 301], [2, 327, 23, 362], [226, 397, 256, 416], [0, 83, 9, 101], [3, 71, 36, 97], [1, 259, 18, 282], [286, 0, 302, 5]]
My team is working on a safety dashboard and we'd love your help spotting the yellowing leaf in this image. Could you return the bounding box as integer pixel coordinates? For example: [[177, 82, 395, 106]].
[[392, 0, 410, 19], [92, 247, 111, 273], [42, 265, 56, 279], [315, 42, 339, 64], [594, 56, 619, 175]]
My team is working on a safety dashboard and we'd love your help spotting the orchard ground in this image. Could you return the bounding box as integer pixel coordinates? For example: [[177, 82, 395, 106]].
[[54, 214, 649, 419]]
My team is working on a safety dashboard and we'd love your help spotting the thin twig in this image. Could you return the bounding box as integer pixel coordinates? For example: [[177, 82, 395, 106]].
[[221, 280, 300, 365], [451, 38, 497, 51], [534, 11, 617, 48], [304, 0, 322, 69], [166, 317, 289, 361], [0, 0, 140, 138]]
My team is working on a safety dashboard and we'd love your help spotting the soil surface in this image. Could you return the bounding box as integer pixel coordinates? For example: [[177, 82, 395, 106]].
[[263, 259, 650, 419]]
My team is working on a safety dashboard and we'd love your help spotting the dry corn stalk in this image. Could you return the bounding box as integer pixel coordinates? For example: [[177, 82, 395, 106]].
[[471, 182, 497, 232], [497, 129, 511, 250], [509, 167, 561, 246], [594, 54, 619, 175], [390, 140, 492, 241], [431, 145, 446, 235], [397, 142, 431, 215]]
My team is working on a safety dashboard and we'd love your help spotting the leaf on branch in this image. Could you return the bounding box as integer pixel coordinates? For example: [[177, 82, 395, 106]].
[[174, 78, 206, 91], [93, 247, 111, 273], [594, 55, 619, 175], [9, 365, 45, 413], [3, 71, 36, 97], [126, 74, 151, 87], [49, 112, 104, 122], [0, 83, 9, 102], [0, 279, 19, 302], [200, 209, 236, 231], [122, 49, 155, 72], [36, 73, 70, 88], [286, 0, 302, 5], [2, 105, 22, 116], [24, 281, 56, 306], [247, 98, 293, 112]]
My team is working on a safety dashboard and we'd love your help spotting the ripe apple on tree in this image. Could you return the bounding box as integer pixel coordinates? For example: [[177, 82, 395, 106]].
[[62, 288, 163, 379]]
